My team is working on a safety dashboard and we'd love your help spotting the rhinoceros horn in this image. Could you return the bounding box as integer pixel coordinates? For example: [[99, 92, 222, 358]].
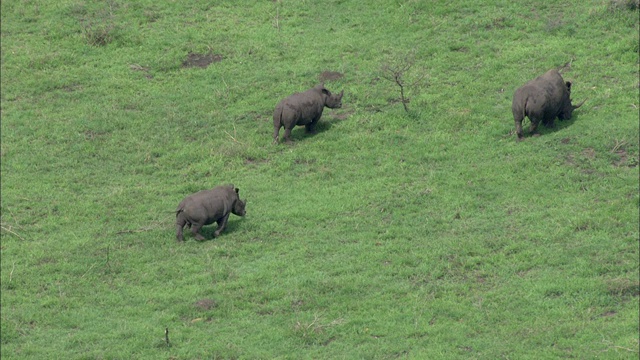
[[573, 99, 587, 110]]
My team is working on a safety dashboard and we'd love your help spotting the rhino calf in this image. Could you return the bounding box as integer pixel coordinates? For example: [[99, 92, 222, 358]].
[[273, 84, 344, 144], [175, 185, 246, 242], [512, 69, 585, 140]]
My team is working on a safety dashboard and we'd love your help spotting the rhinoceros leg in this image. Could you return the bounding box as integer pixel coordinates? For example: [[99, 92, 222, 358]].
[[176, 224, 185, 242], [176, 212, 187, 242], [273, 104, 284, 144], [306, 115, 322, 134], [273, 123, 281, 144], [282, 126, 294, 143], [190, 223, 206, 241], [305, 122, 317, 134], [528, 118, 540, 136], [512, 107, 525, 140], [542, 117, 555, 128], [214, 213, 230, 237], [514, 118, 524, 140]]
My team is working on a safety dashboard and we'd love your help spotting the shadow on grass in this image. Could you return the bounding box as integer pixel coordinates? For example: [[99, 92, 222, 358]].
[[285, 116, 345, 143], [522, 112, 582, 139], [185, 218, 244, 242]]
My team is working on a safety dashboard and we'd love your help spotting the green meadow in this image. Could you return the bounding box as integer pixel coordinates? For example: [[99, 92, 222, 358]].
[[1, 0, 638, 358]]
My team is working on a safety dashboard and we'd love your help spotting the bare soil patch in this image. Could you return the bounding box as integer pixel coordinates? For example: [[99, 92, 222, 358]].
[[83, 130, 109, 140], [608, 0, 639, 11], [606, 279, 639, 299], [581, 148, 596, 159], [601, 310, 617, 317], [182, 52, 223, 68], [333, 108, 354, 121], [612, 149, 628, 167], [319, 71, 344, 82], [244, 156, 270, 165], [194, 298, 217, 310]]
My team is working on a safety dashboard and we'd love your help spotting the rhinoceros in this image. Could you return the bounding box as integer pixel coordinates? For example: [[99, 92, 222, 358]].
[[175, 185, 246, 242], [273, 84, 344, 144], [512, 69, 585, 140]]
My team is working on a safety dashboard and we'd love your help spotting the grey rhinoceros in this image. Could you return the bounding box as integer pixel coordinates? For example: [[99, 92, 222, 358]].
[[273, 84, 344, 144], [175, 185, 246, 242], [512, 69, 585, 140]]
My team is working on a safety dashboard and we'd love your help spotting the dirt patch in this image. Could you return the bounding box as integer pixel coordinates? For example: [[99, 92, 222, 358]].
[[194, 298, 217, 310], [319, 71, 344, 82], [244, 156, 270, 165], [581, 148, 596, 159], [601, 310, 617, 317], [83, 130, 109, 140], [608, 0, 639, 11], [294, 158, 316, 165], [612, 149, 628, 166], [61, 84, 82, 92], [575, 222, 590, 232], [130, 64, 153, 79], [333, 108, 354, 121], [449, 45, 469, 52], [560, 137, 571, 144], [333, 112, 350, 120], [291, 299, 304, 309], [236, 111, 264, 122], [182, 52, 223, 68], [612, 149, 639, 167], [606, 279, 639, 299]]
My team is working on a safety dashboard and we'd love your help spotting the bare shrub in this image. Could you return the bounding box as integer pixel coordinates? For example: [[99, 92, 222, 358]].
[[380, 50, 429, 112]]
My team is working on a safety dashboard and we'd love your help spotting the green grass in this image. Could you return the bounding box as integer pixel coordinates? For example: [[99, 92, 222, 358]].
[[1, 0, 638, 358]]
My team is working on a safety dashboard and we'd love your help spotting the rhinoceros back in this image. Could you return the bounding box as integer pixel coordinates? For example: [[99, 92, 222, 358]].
[[178, 185, 236, 224], [283, 88, 325, 125]]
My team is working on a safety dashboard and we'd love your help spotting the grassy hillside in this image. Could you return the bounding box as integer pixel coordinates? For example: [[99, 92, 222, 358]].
[[1, 0, 638, 358]]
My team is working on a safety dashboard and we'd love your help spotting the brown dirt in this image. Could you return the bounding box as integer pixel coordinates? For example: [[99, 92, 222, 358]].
[[130, 64, 153, 79], [182, 52, 223, 68], [606, 279, 640, 298], [333, 113, 350, 120], [291, 299, 304, 309], [581, 148, 596, 159], [244, 156, 270, 165], [83, 130, 109, 140], [333, 108, 354, 120], [319, 71, 344, 82], [613, 149, 628, 167], [194, 298, 217, 310]]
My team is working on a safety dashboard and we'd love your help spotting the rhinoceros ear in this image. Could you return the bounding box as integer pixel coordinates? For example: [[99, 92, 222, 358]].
[[235, 188, 240, 194], [565, 81, 572, 92]]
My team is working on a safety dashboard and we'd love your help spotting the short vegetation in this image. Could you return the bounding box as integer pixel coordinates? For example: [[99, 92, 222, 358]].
[[1, 0, 638, 358]]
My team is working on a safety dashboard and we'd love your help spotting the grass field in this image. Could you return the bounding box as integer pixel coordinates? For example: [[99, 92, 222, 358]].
[[1, 0, 639, 358]]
